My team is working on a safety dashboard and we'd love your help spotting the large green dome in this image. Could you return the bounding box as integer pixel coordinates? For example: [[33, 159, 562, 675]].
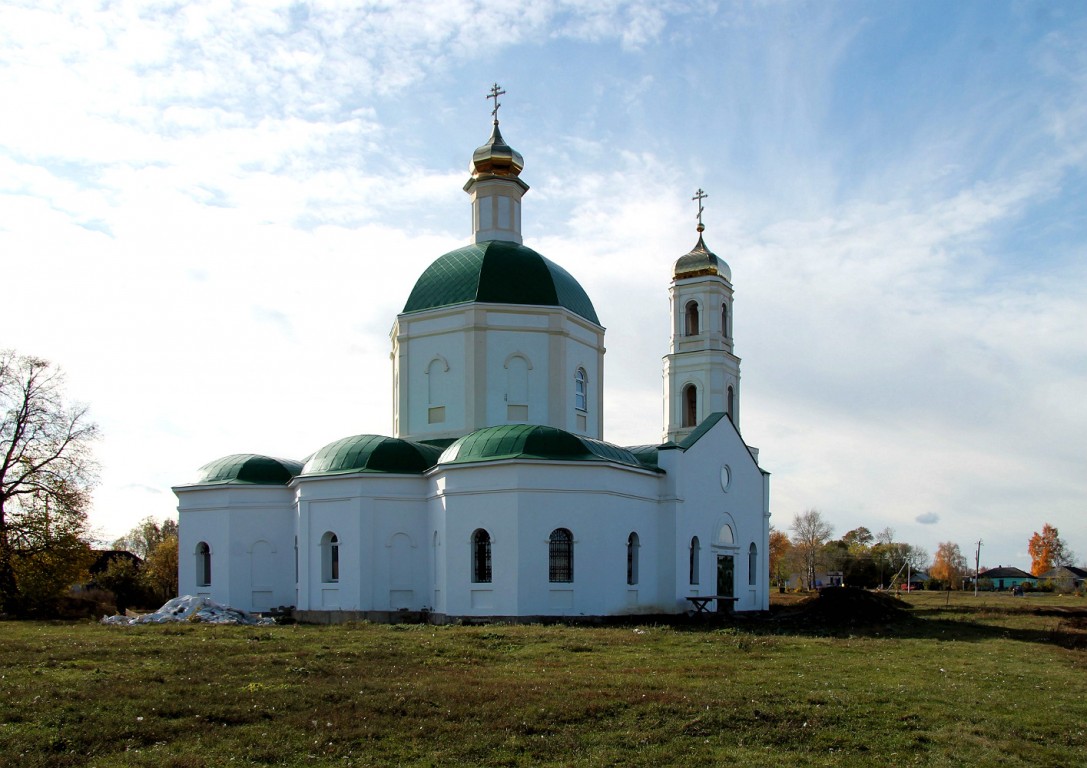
[[402, 240, 599, 325]]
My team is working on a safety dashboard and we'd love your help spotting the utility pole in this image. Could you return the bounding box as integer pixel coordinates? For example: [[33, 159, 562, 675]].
[[974, 539, 982, 597]]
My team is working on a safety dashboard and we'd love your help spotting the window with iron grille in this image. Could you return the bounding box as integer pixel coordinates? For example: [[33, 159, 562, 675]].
[[549, 528, 573, 583], [472, 528, 492, 583]]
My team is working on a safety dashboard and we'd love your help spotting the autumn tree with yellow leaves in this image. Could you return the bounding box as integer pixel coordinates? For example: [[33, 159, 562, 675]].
[[1028, 523, 1073, 576]]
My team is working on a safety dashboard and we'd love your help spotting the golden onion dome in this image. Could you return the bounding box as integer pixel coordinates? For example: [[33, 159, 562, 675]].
[[471, 122, 524, 177], [673, 225, 732, 282]]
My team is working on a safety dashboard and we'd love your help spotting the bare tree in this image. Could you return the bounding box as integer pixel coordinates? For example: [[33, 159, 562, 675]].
[[790, 509, 833, 589], [0, 352, 98, 613]]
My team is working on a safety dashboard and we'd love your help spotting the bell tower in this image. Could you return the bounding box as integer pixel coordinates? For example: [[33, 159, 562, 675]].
[[663, 189, 741, 443]]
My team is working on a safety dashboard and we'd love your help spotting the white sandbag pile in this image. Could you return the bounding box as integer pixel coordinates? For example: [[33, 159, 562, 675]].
[[102, 595, 275, 626]]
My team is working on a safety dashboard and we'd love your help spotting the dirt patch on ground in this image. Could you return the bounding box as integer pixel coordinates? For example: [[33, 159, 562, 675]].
[[774, 587, 911, 627]]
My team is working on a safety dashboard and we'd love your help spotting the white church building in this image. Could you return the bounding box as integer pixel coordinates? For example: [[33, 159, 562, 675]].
[[174, 96, 770, 622]]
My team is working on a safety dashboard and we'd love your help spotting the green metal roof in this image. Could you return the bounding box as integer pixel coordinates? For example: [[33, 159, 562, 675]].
[[625, 444, 663, 469], [195, 454, 303, 486], [301, 434, 443, 476], [403, 240, 600, 325], [679, 412, 729, 450], [438, 424, 652, 470]]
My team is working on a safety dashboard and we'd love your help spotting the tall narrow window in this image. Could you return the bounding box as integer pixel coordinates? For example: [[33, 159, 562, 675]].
[[683, 384, 697, 428], [321, 532, 339, 583], [685, 301, 700, 335], [549, 528, 573, 583], [472, 529, 492, 583], [196, 542, 211, 587], [574, 368, 587, 412], [722, 303, 729, 338], [749, 542, 758, 586], [626, 532, 640, 585], [689, 536, 700, 585], [727, 386, 735, 422]]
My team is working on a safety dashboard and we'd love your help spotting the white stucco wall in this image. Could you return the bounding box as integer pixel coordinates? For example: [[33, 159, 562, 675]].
[[175, 485, 296, 612], [660, 416, 770, 612], [392, 303, 604, 442], [295, 474, 429, 613], [434, 461, 665, 617]]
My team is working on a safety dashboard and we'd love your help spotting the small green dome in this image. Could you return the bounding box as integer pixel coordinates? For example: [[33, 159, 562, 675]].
[[403, 240, 600, 325], [301, 435, 443, 476], [674, 233, 731, 282], [438, 424, 650, 469], [195, 454, 303, 486]]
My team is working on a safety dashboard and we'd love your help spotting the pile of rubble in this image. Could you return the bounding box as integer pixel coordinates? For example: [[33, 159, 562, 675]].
[[776, 587, 910, 627], [102, 595, 274, 626]]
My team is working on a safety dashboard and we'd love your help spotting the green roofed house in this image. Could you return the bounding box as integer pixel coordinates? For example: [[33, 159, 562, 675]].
[[174, 89, 770, 622]]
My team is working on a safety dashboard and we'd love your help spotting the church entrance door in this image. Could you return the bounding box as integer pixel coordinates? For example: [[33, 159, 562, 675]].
[[716, 555, 734, 613]]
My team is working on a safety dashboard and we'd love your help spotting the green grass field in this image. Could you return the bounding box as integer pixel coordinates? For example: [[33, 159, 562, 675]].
[[1, 591, 1085, 767]]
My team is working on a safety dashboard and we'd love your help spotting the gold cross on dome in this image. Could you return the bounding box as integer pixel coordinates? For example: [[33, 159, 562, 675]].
[[692, 188, 708, 227], [487, 83, 506, 123]]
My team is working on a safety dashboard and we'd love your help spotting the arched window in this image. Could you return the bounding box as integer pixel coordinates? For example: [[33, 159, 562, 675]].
[[321, 532, 339, 583], [574, 368, 587, 412], [472, 529, 492, 584], [722, 303, 729, 338], [549, 528, 573, 583], [196, 542, 211, 587], [689, 536, 700, 585], [749, 542, 758, 586], [683, 384, 697, 428], [685, 301, 700, 335], [626, 532, 640, 585], [727, 386, 735, 422]]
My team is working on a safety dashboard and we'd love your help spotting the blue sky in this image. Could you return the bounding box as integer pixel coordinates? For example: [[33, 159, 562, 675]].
[[2, 0, 1084, 571]]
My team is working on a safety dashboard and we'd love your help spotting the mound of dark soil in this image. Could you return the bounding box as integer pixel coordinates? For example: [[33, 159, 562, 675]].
[[776, 587, 910, 627]]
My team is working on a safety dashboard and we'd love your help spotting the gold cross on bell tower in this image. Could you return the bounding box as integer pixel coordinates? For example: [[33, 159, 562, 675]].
[[692, 188, 708, 232], [487, 83, 506, 124]]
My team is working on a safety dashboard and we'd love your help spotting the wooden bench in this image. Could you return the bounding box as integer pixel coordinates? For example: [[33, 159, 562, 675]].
[[686, 595, 739, 614]]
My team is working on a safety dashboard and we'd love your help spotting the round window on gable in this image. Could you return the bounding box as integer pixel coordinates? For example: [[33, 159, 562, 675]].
[[720, 465, 731, 492]]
